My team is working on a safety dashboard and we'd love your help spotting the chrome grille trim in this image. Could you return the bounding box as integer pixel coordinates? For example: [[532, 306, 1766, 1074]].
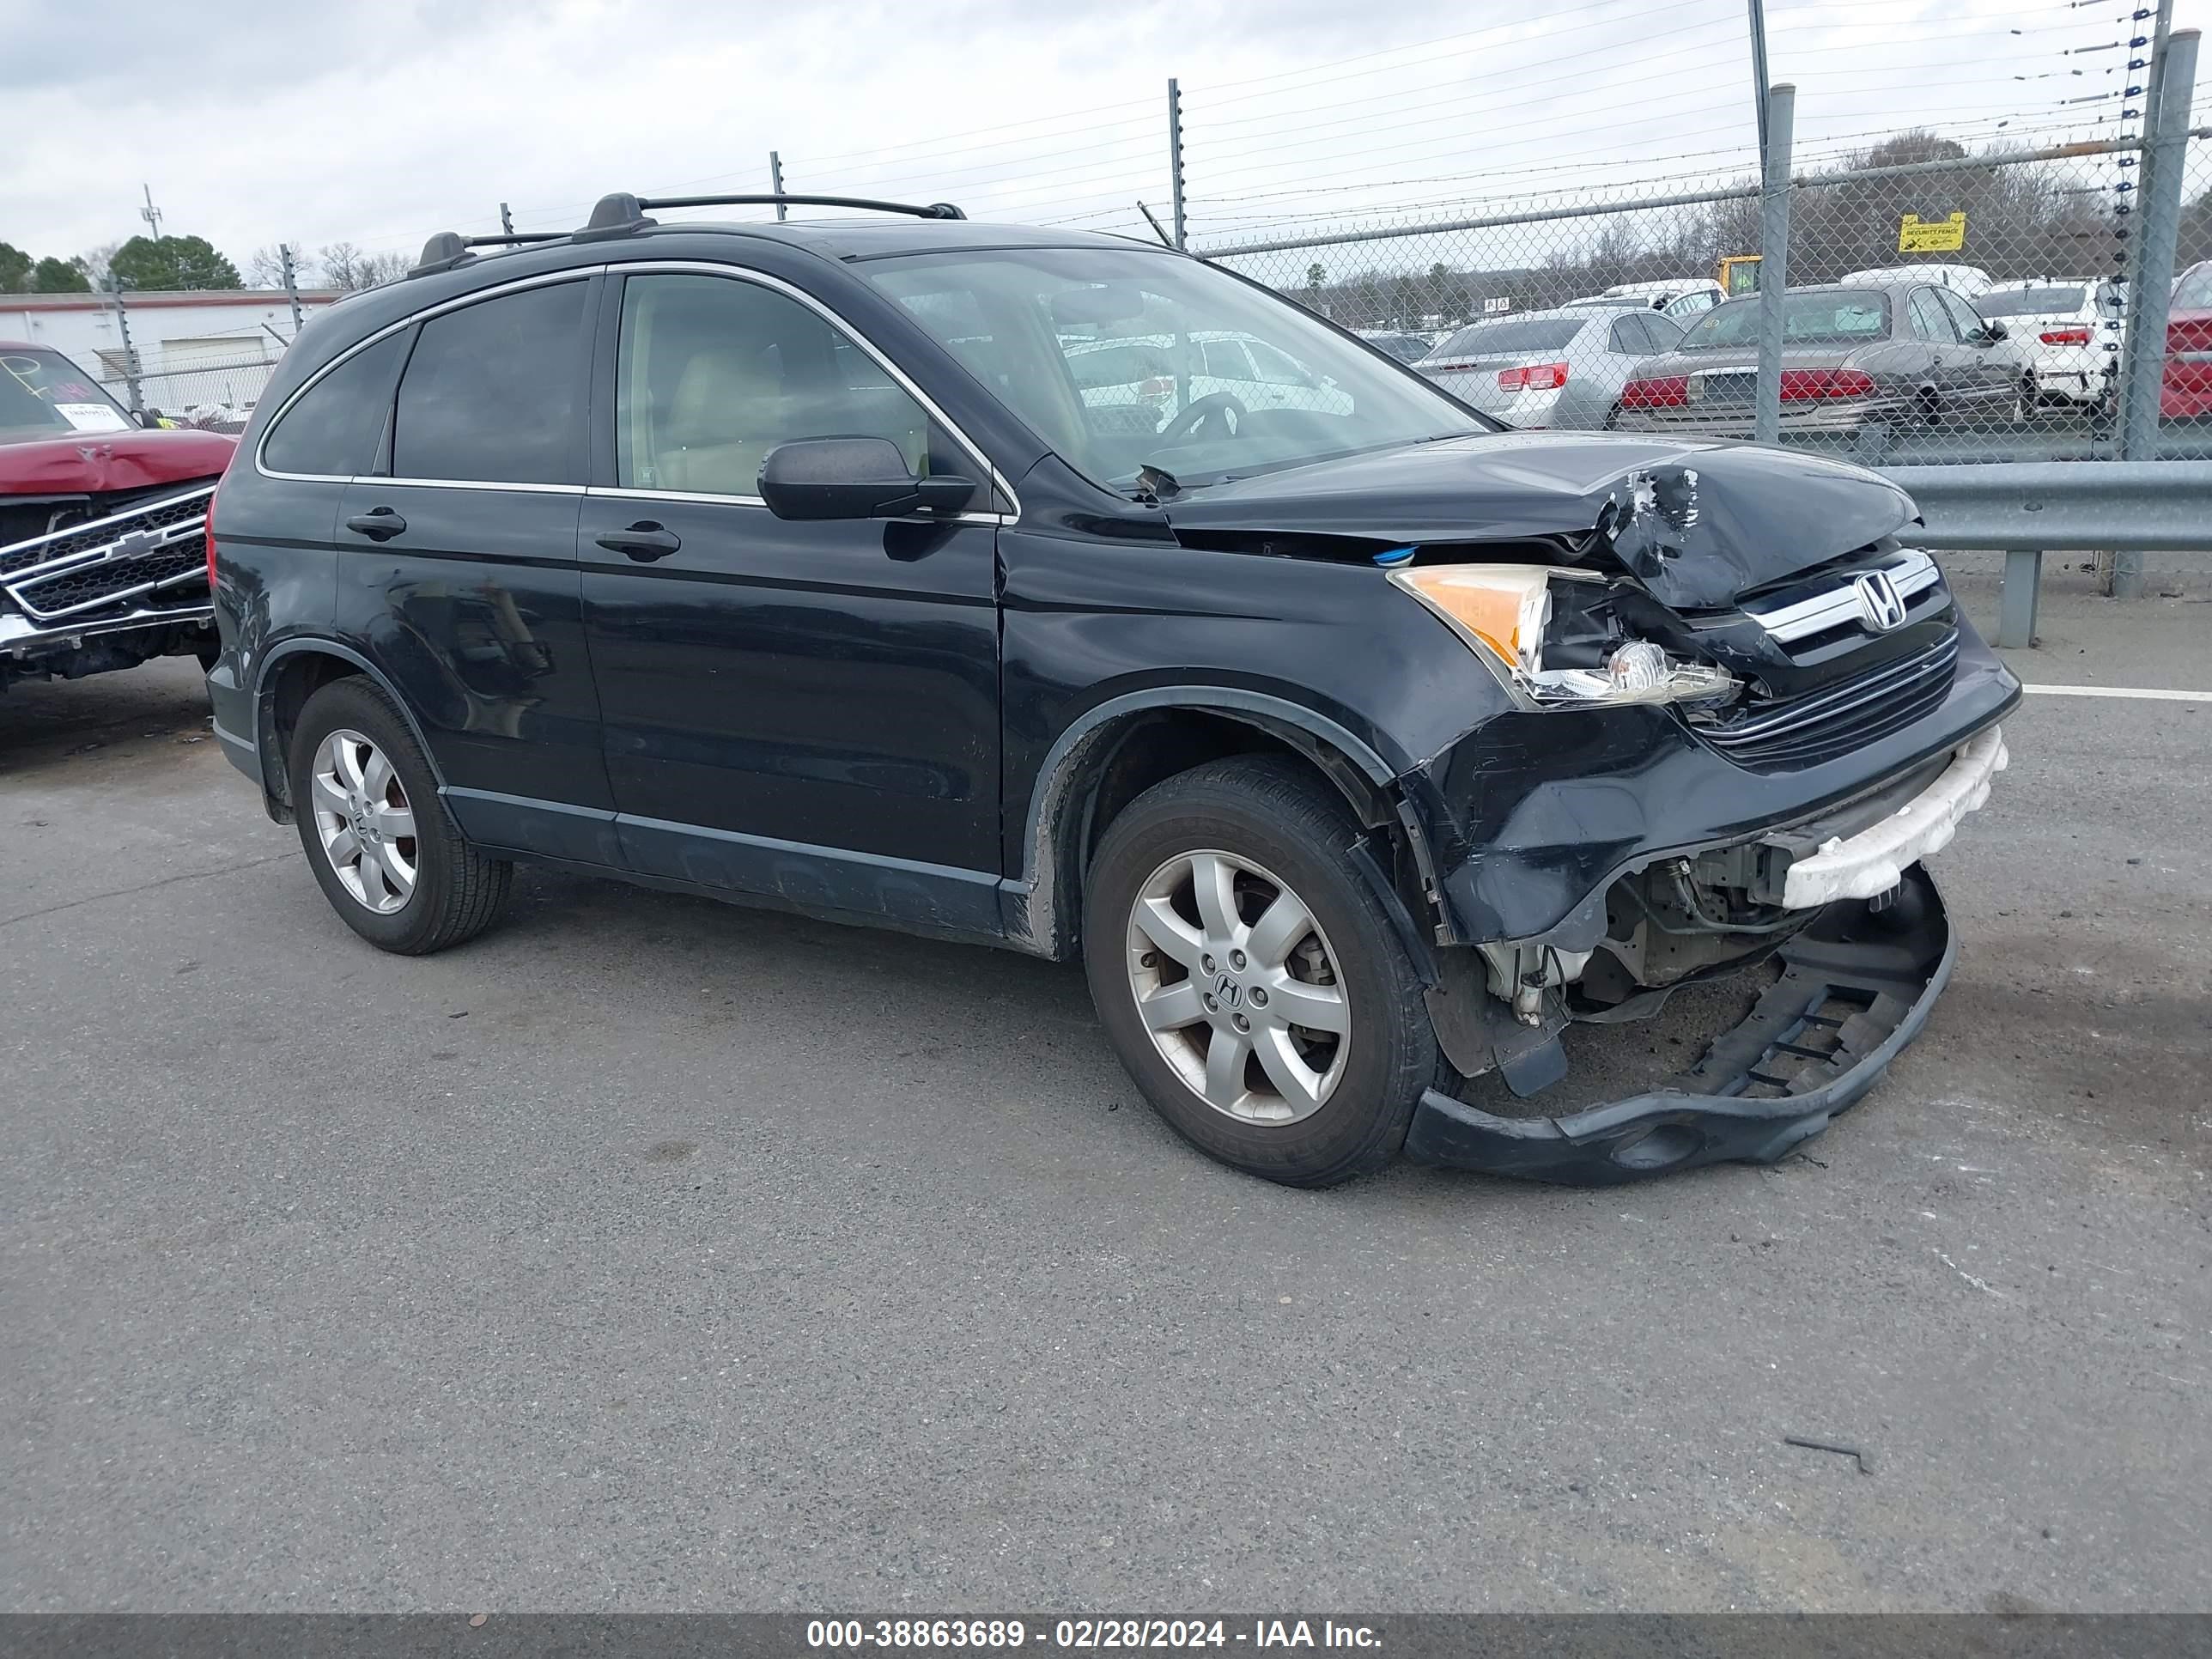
[[1698, 632, 1960, 770], [1742, 548, 1942, 644], [0, 483, 215, 624]]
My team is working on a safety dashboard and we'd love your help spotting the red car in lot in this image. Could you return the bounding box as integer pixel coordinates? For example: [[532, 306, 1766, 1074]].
[[2163, 261, 2212, 420], [1, 342, 232, 690]]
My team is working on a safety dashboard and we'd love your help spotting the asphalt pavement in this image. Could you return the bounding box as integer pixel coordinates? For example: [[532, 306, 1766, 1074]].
[[3, 557, 2208, 1613]]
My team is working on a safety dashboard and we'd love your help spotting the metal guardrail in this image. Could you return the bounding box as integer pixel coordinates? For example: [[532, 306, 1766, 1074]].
[[1880, 460, 2212, 647]]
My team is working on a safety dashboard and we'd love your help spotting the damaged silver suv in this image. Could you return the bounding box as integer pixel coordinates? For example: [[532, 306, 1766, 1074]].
[[206, 193, 2015, 1187]]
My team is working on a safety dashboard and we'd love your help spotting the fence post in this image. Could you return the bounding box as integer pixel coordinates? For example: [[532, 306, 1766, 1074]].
[[770, 153, 787, 221], [1752, 82, 1795, 447], [1998, 550, 2044, 650], [1167, 79, 1188, 250], [278, 243, 303, 333], [105, 285, 144, 417], [499, 202, 514, 236], [2113, 27, 2198, 599]]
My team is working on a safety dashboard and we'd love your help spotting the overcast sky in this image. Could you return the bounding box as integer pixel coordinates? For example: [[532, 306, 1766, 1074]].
[[1, 0, 2192, 277]]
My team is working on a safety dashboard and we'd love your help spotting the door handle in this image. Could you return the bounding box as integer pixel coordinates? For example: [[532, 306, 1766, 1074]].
[[343, 508, 407, 541], [597, 522, 681, 562]]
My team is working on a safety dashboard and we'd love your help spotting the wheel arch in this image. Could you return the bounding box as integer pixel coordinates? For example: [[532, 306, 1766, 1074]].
[[1011, 688, 1439, 965], [253, 639, 446, 822]]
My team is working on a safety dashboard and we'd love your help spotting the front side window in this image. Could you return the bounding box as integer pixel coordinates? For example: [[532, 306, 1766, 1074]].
[[263, 331, 411, 477], [1907, 290, 1954, 343], [1936, 289, 1987, 341], [616, 273, 932, 496], [0, 347, 133, 445], [864, 246, 1487, 494], [392, 281, 589, 485]]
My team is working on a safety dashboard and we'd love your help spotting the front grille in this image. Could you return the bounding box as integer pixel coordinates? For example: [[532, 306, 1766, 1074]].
[[0, 483, 215, 627], [1695, 631, 1960, 771]]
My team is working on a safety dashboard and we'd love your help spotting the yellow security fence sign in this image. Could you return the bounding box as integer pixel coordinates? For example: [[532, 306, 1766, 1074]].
[[1899, 212, 1966, 253]]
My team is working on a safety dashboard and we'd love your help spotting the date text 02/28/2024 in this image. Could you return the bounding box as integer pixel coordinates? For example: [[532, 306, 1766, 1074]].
[[805, 1619, 1383, 1649]]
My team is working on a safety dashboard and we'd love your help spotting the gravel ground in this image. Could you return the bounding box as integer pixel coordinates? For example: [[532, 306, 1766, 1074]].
[[3, 568, 2207, 1613]]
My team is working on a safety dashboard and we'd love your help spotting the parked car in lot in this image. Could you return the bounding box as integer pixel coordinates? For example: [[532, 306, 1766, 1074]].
[[1413, 305, 1684, 428], [207, 192, 2015, 1188], [1563, 278, 1724, 322], [1843, 263, 1994, 300], [1064, 329, 1354, 427], [1612, 282, 2030, 437], [1355, 329, 1437, 364], [1, 342, 232, 691], [2161, 259, 2212, 420], [1973, 278, 2123, 410]]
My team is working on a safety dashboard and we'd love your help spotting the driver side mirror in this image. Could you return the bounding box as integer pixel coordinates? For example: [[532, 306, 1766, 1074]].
[[1978, 320, 2008, 343], [757, 438, 977, 521]]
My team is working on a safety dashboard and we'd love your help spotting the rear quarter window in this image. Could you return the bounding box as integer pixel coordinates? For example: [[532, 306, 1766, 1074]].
[[261, 331, 411, 477], [391, 281, 591, 485]]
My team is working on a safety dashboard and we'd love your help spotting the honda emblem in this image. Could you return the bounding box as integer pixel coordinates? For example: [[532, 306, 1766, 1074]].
[[1854, 570, 1909, 632]]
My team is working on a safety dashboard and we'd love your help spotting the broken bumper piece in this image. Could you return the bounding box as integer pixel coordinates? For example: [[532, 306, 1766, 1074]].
[[1404, 866, 1954, 1186], [1780, 725, 2006, 908]]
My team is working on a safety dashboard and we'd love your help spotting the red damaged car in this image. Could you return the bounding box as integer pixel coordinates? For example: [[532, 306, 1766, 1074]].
[[2163, 261, 2212, 421], [2, 342, 232, 690]]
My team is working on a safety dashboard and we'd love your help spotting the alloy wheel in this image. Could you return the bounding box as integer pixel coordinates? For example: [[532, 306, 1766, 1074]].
[[308, 728, 418, 914], [1123, 848, 1350, 1125]]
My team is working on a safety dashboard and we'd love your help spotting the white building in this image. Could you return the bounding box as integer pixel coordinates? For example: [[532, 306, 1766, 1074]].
[[0, 287, 343, 422]]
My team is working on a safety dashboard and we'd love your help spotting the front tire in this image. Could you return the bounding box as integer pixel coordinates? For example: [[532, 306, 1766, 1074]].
[[1083, 757, 1443, 1187], [287, 676, 512, 954]]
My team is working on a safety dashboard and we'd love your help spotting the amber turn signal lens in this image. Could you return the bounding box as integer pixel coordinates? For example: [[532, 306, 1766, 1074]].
[[1386, 564, 1551, 676]]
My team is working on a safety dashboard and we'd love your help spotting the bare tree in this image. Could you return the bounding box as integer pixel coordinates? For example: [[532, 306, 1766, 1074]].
[[316, 242, 410, 292], [70, 240, 123, 289], [244, 245, 292, 288]]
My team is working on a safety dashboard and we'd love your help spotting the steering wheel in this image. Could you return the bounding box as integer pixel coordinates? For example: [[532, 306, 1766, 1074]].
[[1157, 391, 1249, 444]]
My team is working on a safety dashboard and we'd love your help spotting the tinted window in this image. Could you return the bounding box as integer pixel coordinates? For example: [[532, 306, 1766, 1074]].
[[1430, 319, 1585, 358], [1645, 313, 1686, 349], [1609, 316, 1658, 355], [1936, 289, 1986, 341], [1978, 286, 2088, 319], [616, 272, 933, 496], [1681, 291, 1891, 349], [392, 282, 588, 484], [263, 331, 410, 476]]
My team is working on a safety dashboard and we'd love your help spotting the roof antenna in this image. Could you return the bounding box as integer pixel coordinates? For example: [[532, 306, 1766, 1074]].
[[1135, 201, 1174, 248]]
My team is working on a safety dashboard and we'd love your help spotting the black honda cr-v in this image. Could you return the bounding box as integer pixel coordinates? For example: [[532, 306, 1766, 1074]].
[[205, 191, 2015, 1188]]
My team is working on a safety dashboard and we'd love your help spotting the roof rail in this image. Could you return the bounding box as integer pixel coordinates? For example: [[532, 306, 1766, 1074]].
[[408, 228, 567, 278], [575, 190, 964, 240]]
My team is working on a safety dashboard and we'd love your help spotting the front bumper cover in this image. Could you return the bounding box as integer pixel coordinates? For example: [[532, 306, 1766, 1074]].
[[1404, 864, 1954, 1185]]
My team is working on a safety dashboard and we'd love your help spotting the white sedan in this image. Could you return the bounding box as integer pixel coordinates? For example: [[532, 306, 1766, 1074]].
[[1973, 278, 2124, 410]]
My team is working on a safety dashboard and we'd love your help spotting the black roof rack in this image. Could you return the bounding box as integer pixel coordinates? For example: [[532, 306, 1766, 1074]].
[[410, 190, 969, 278]]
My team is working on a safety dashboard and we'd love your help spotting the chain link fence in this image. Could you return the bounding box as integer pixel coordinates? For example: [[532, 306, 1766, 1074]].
[[96, 351, 280, 434], [1202, 131, 2209, 465]]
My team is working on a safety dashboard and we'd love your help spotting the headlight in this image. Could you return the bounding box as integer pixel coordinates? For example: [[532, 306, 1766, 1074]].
[[1388, 563, 1735, 709]]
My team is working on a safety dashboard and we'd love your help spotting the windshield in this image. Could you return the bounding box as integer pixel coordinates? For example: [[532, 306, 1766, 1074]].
[[0, 348, 134, 445], [1978, 286, 2087, 318], [1677, 290, 1891, 349], [860, 247, 1489, 492], [1427, 318, 1587, 359]]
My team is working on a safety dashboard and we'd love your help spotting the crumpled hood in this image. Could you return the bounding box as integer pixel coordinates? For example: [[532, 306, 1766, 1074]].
[[0, 429, 235, 499], [1160, 430, 1919, 609]]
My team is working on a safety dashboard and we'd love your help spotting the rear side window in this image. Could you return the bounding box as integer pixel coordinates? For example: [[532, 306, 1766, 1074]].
[[392, 281, 589, 484], [262, 331, 410, 477]]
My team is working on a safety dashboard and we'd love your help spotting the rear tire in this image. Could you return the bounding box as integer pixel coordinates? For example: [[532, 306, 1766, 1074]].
[[1083, 756, 1443, 1187], [287, 676, 512, 955]]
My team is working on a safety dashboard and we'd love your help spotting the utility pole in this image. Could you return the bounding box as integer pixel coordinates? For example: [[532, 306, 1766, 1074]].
[[1746, 0, 1771, 163], [1166, 79, 1188, 250], [139, 184, 164, 242], [278, 243, 303, 332], [499, 202, 514, 236], [770, 152, 787, 220]]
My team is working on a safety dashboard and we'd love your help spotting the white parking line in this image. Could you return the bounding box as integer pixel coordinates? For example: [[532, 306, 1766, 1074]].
[[2021, 684, 2212, 703]]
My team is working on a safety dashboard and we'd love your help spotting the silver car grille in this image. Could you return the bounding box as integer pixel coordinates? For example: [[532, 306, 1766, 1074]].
[[0, 483, 215, 626], [1741, 548, 1944, 647]]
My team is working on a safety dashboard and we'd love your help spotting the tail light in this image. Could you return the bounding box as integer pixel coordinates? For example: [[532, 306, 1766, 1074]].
[[2039, 328, 2091, 345], [1620, 375, 1688, 409], [204, 483, 220, 590], [1498, 362, 1569, 391], [1778, 368, 1877, 401]]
